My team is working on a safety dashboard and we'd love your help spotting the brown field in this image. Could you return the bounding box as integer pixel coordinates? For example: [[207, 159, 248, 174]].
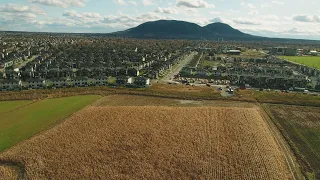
[[264, 105, 320, 179], [0, 165, 20, 179], [0, 103, 293, 179], [93, 94, 257, 108]]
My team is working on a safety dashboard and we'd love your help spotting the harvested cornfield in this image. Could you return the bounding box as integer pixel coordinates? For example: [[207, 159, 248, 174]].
[[0, 165, 20, 179], [265, 104, 320, 179], [0, 105, 293, 179]]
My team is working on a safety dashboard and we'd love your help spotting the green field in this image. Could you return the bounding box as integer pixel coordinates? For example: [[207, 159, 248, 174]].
[[199, 60, 219, 68], [0, 95, 101, 152], [0, 100, 32, 114], [280, 56, 320, 69], [265, 105, 320, 179]]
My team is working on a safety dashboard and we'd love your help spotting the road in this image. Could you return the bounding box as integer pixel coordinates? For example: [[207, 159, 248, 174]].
[[0, 55, 39, 73], [160, 52, 197, 83], [13, 55, 39, 69]]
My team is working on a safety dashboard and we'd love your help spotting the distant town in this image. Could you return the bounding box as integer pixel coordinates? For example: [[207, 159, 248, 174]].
[[0, 32, 320, 93]]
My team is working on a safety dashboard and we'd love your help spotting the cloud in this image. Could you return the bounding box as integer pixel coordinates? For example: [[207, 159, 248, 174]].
[[247, 3, 256, 9], [262, 14, 279, 20], [176, 0, 214, 9], [103, 12, 170, 28], [272, 1, 284, 5], [209, 11, 220, 15], [261, 3, 271, 8], [0, 3, 46, 27], [211, 17, 223, 23], [248, 10, 258, 15], [128, 1, 137, 6], [233, 18, 261, 25], [155, 7, 178, 14], [142, 0, 154, 6], [113, 0, 127, 5], [241, 2, 256, 9], [63, 10, 103, 19], [0, 3, 46, 15], [292, 15, 320, 23], [29, 0, 87, 8]]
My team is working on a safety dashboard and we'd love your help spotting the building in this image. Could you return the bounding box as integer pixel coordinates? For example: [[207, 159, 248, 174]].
[[310, 51, 319, 56], [116, 76, 132, 85], [94, 76, 108, 86], [71, 77, 89, 87], [271, 47, 297, 56], [0, 79, 21, 90], [23, 79, 45, 89], [134, 77, 150, 87], [226, 50, 241, 55], [48, 78, 68, 88]]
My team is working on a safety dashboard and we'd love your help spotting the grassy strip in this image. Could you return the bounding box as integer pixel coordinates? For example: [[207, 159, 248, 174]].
[[0, 101, 32, 114], [1, 85, 320, 107], [0, 95, 101, 152]]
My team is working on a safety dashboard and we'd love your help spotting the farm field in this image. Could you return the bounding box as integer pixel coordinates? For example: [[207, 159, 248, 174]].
[[280, 56, 320, 69], [265, 104, 320, 179], [0, 95, 101, 152], [93, 94, 256, 108], [0, 100, 32, 114], [0, 98, 293, 179], [236, 90, 320, 106]]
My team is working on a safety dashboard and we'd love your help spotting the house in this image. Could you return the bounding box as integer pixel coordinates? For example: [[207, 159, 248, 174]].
[[94, 76, 108, 86], [127, 68, 140, 77], [48, 78, 68, 88], [134, 77, 150, 87], [226, 50, 241, 55], [23, 79, 45, 89], [0, 79, 21, 91], [116, 76, 132, 85], [71, 77, 89, 87], [271, 47, 297, 56], [310, 51, 319, 56]]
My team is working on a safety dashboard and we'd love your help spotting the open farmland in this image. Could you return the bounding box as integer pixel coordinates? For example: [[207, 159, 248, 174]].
[[0, 100, 32, 115], [265, 104, 320, 179], [280, 56, 320, 69], [0, 95, 101, 152], [0, 101, 294, 179], [93, 94, 256, 108]]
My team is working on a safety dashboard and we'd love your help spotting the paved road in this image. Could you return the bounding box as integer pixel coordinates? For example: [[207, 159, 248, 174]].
[[160, 52, 197, 83], [14, 55, 39, 69]]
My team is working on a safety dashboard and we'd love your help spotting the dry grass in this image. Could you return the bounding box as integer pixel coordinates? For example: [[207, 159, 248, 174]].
[[0, 106, 292, 179], [93, 95, 257, 108], [0, 165, 19, 179], [265, 105, 320, 179]]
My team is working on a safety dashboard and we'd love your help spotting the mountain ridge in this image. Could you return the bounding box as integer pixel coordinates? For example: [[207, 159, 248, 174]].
[[112, 20, 258, 40], [111, 20, 319, 43]]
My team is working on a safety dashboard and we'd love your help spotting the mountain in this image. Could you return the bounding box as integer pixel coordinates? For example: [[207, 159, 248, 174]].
[[110, 20, 319, 43], [111, 20, 257, 40], [203, 23, 248, 36], [128, 20, 203, 36]]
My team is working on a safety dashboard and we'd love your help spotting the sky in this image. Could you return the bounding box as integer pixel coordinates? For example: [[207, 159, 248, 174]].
[[1, 0, 320, 40]]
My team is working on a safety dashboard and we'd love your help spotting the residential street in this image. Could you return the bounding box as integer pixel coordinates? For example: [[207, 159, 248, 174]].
[[160, 52, 197, 83]]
